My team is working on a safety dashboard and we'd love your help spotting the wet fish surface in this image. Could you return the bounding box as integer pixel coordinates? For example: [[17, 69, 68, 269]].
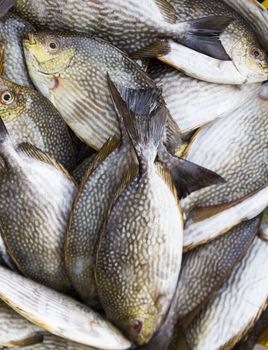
[[0, 76, 76, 170], [0, 119, 77, 292]]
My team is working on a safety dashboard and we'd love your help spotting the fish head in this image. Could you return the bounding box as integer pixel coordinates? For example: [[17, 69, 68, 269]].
[[0, 78, 27, 122], [230, 35, 268, 83], [22, 31, 75, 98], [116, 305, 159, 346]]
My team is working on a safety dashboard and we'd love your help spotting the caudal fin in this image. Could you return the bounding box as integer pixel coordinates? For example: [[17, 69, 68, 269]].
[[107, 76, 166, 168], [0, 0, 16, 16], [175, 16, 233, 60], [158, 145, 225, 199]]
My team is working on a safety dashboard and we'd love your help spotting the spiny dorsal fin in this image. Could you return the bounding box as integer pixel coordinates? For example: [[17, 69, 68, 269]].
[[79, 136, 119, 191], [155, 0, 177, 24], [130, 39, 170, 60], [18, 143, 77, 186], [0, 45, 4, 76]]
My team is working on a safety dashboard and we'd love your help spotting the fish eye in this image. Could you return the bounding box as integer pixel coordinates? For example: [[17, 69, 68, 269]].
[[250, 47, 263, 59], [130, 320, 143, 334], [47, 39, 60, 53], [1, 91, 15, 105]]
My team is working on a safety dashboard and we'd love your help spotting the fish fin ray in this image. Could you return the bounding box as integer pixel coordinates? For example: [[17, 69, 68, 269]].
[[130, 39, 170, 59], [158, 145, 225, 199], [79, 136, 119, 189], [107, 76, 166, 166], [18, 143, 77, 185], [155, 0, 176, 24], [176, 16, 233, 60], [0, 45, 4, 76], [155, 162, 179, 202]]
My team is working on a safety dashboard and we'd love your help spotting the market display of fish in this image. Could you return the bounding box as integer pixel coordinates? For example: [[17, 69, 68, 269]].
[[159, 0, 268, 84], [0, 0, 265, 349]]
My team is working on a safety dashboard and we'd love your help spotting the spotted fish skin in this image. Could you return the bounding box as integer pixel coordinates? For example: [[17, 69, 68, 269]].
[[221, 0, 268, 50], [160, 0, 268, 85], [0, 77, 76, 171], [0, 13, 34, 87], [0, 121, 77, 292], [144, 218, 260, 350], [23, 32, 181, 151], [0, 301, 43, 347], [66, 139, 137, 307], [95, 83, 183, 346], [184, 237, 268, 350], [11, 0, 232, 60], [182, 90, 268, 214], [148, 60, 260, 132]]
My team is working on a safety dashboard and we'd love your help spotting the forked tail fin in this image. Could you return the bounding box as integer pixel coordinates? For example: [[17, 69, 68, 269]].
[[107, 75, 166, 170], [174, 15, 233, 60]]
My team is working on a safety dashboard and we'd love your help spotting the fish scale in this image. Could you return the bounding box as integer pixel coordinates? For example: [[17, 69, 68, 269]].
[[66, 141, 136, 307], [144, 218, 260, 350], [0, 301, 43, 347], [0, 77, 76, 171], [148, 60, 260, 132], [0, 13, 34, 87], [182, 95, 268, 213], [24, 33, 182, 151], [185, 237, 268, 350], [0, 152, 76, 292]]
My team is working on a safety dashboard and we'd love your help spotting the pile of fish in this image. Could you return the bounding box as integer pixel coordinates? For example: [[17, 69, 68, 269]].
[[0, 0, 266, 349]]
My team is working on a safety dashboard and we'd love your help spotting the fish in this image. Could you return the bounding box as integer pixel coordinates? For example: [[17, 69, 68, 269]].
[[23, 32, 183, 152], [0, 118, 77, 292], [144, 218, 260, 350], [17, 334, 97, 350], [65, 102, 138, 307], [66, 77, 224, 310], [159, 0, 268, 84], [182, 83, 268, 219], [0, 266, 132, 350], [148, 60, 261, 133], [72, 154, 96, 184], [234, 305, 268, 350], [0, 300, 44, 347], [183, 184, 268, 250], [1, 0, 233, 60], [0, 76, 76, 170], [183, 236, 268, 350], [221, 0, 268, 50], [0, 13, 35, 87], [95, 80, 184, 346]]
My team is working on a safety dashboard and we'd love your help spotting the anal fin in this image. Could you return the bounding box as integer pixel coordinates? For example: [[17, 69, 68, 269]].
[[131, 39, 170, 59]]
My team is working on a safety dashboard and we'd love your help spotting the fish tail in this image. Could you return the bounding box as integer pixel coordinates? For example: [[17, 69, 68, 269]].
[[107, 75, 166, 168], [158, 145, 225, 199], [171, 16, 233, 60]]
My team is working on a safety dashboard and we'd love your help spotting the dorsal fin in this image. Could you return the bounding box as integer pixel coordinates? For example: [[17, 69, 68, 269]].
[[18, 143, 77, 186], [79, 136, 119, 191], [155, 0, 177, 24]]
